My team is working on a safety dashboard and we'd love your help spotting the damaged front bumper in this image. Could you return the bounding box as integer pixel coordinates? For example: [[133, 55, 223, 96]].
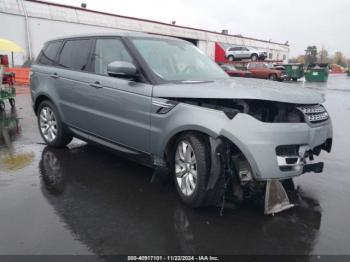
[[220, 113, 333, 180]]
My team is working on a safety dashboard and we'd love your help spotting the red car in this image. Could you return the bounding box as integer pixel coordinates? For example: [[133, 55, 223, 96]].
[[247, 62, 287, 81], [220, 64, 252, 78]]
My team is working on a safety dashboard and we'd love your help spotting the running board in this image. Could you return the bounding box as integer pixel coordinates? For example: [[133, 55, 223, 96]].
[[264, 180, 294, 215]]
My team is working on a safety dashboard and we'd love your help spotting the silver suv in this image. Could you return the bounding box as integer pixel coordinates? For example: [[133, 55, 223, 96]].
[[30, 32, 332, 209], [225, 46, 267, 61]]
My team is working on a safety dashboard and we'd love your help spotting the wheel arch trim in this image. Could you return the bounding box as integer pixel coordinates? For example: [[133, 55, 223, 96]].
[[34, 92, 64, 121], [158, 126, 261, 178]]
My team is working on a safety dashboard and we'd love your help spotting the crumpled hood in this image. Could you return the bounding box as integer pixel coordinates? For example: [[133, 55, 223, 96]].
[[153, 78, 325, 104]]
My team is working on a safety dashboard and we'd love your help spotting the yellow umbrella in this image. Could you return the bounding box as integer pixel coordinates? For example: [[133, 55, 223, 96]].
[[0, 39, 25, 67], [0, 39, 25, 53]]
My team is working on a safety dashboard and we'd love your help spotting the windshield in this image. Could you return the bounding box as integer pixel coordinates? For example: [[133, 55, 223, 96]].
[[130, 38, 229, 82]]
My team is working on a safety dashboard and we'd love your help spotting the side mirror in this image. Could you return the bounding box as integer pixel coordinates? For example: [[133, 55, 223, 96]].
[[107, 61, 137, 78]]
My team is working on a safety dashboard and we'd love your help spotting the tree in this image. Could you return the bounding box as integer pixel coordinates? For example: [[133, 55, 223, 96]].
[[296, 55, 306, 64], [318, 48, 329, 63], [333, 51, 347, 67], [305, 46, 318, 65], [288, 57, 298, 63], [289, 55, 306, 64]]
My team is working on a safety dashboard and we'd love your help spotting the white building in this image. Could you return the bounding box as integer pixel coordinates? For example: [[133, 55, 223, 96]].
[[0, 0, 289, 65]]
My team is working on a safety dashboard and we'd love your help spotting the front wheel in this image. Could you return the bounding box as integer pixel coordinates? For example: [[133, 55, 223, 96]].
[[269, 74, 277, 81], [173, 133, 210, 208], [37, 100, 73, 147]]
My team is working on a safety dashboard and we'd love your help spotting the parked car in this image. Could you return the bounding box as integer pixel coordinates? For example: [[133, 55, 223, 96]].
[[247, 62, 287, 81], [219, 64, 252, 77], [31, 33, 332, 209], [225, 46, 267, 61]]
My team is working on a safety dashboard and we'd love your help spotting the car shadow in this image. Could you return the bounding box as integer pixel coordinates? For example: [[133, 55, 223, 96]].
[[39, 145, 322, 256]]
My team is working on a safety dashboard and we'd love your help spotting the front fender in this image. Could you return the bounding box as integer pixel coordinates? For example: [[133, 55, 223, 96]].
[[150, 103, 261, 176], [151, 103, 223, 159]]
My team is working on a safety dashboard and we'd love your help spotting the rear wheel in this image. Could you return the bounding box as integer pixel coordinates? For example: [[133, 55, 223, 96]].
[[292, 77, 298, 81], [228, 55, 235, 62], [37, 100, 73, 147], [173, 133, 210, 208]]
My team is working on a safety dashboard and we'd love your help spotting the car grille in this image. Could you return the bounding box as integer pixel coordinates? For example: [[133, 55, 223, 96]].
[[297, 104, 329, 123]]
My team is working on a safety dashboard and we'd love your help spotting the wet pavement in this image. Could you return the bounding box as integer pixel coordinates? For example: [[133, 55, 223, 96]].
[[0, 74, 350, 256]]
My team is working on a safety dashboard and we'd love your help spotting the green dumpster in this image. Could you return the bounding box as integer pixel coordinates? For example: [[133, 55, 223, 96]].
[[283, 63, 304, 81], [305, 63, 329, 82], [347, 70, 350, 76]]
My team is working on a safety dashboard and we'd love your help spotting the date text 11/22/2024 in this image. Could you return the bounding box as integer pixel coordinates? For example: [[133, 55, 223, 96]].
[[127, 255, 220, 261]]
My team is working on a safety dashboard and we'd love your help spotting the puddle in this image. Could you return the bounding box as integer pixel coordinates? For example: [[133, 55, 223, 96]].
[[1, 152, 35, 171]]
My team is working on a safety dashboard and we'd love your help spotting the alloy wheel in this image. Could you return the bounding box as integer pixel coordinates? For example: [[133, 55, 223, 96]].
[[39, 107, 58, 142], [175, 140, 198, 196]]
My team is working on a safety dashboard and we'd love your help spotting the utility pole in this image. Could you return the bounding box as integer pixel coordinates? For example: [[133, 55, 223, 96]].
[[18, 0, 33, 62]]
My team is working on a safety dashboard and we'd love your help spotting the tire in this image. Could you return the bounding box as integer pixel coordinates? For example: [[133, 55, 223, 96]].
[[251, 54, 258, 61], [37, 100, 73, 147], [172, 133, 210, 208], [228, 55, 234, 62], [0, 101, 4, 112], [269, 74, 277, 81], [9, 98, 15, 108], [292, 78, 298, 81]]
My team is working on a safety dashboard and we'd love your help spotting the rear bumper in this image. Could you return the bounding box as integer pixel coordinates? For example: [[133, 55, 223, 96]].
[[221, 113, 333, 180]]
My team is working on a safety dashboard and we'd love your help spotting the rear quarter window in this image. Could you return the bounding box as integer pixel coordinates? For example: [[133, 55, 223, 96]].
[[229, 47, 240, 51], [37, 41, 62, 66]]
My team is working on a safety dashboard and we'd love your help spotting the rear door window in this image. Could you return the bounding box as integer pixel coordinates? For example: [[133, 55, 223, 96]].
[[58, 39, 92, 71], [93, 38, 133, 75], [37, 41, 62, 66]]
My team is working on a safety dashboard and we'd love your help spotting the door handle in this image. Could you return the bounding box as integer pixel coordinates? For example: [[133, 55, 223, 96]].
[[89, 81, 103, 89], [50, 73, 59, 79]]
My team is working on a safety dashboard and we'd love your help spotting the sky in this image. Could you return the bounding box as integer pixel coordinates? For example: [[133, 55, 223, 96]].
[[44, 0, 350, 58]]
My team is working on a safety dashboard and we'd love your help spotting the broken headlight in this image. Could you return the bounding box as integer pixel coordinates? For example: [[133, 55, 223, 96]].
[[167, 98, 305, 123], [245, 100, 305, 123]]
